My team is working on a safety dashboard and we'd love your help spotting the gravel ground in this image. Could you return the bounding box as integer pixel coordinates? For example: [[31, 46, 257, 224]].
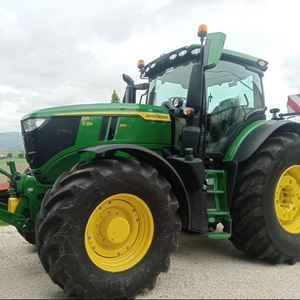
[[1, 225, 300, 299]]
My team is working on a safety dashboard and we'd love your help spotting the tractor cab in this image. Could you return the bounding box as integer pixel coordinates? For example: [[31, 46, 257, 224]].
[[134, 26, 268, 161]]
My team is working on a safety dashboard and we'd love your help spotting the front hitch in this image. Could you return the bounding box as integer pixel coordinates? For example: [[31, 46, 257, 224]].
[[0, 160, 51, 232], [0, 161, 33, 231], [0, 160, 19, 201]]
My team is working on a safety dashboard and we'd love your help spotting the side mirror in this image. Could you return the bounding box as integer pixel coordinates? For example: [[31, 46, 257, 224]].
[[185, 32, 226, 113], [270, 108, 280, 120], [203, 32, 226, 69]]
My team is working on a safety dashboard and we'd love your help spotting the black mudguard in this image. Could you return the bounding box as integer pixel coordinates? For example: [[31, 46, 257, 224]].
[[225, 120, 300, 208], [78, 144, 190, 228], [233, 120, 300, 163]]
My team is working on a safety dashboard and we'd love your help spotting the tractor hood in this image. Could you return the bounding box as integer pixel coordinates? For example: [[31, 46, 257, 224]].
[[20, 103, 172, 176], [21, 103, 170, 120]]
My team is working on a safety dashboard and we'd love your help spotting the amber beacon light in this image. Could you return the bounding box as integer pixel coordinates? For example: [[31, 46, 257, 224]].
[[198, 24, 207, 46], [138, 59, 145, 69]]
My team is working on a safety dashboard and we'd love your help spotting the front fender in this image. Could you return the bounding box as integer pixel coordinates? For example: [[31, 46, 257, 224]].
[[78, 144, 189, 227]]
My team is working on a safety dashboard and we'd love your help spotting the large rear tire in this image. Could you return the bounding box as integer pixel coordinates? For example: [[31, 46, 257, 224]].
[[36, 158, 181, 299], [230, 131, 300, 264]]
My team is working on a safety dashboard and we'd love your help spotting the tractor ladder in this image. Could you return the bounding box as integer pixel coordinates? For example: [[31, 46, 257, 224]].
[[205, 169, 231, 239]]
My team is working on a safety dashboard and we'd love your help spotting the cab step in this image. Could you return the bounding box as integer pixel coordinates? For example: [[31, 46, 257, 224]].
[[205, 231, 231, 239]]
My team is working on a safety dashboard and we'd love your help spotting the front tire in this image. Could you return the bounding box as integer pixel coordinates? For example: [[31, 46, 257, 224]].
[[17, 229, 35, 244], [36, 158, 181, 299], [231, 132, 300, 264]]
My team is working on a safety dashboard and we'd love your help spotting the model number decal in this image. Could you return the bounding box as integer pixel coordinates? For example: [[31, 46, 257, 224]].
[[119, 123, 127, 128], [81, 116, 93, 126], [82, 121, 93, 126]]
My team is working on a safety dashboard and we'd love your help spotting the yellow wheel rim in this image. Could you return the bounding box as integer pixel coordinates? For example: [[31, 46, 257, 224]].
[[275, 165, 300, 234], [85, 193, 154, 272]]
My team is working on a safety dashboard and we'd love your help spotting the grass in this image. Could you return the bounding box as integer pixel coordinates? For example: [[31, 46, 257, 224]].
[[0, 158, 27, 166], [0, 220, 9, 227]]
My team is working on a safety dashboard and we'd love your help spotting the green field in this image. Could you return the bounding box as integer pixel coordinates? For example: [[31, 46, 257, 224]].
[[0, 148, 25, 157], [0, 220, 9, 227], [0, 158, 27, 166], [0, 159, 29, 184]]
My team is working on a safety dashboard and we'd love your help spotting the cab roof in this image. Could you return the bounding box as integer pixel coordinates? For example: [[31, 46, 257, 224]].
[[141, 44, 268, 78]]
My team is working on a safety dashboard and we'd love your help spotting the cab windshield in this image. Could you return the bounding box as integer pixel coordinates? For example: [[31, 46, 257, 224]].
[[147, 61, 195, 105], [146, 58, 264, 154]]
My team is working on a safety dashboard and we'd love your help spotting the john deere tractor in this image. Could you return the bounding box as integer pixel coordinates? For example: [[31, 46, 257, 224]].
[[1, 25, 300, 299]]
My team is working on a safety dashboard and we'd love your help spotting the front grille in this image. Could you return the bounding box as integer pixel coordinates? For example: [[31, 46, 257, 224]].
[[22, 116, 81, 169]]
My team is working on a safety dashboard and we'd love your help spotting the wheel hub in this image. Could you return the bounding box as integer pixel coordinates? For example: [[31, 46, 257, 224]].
[[85, 194, 154, 272], [101, 216, 130, 244], [275, 166, 300, 233]]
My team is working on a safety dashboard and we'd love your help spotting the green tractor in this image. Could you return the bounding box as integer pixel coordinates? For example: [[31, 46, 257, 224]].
[[1, 25, 300, 298]]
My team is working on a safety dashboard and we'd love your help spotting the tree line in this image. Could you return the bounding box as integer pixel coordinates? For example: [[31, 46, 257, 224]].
[[0, 153, 25, 159]]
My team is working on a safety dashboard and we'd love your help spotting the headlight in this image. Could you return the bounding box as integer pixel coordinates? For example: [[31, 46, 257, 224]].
[[173, 97, 184, 108], [23, 118, 48, 132]]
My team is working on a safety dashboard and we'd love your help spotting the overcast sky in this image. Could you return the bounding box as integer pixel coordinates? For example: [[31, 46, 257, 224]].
[[0, 0, 300, 132]]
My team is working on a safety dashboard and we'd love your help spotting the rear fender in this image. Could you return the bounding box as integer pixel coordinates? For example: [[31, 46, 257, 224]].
[[223, 120, 300, 206], [224, 120, 300, 163]]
